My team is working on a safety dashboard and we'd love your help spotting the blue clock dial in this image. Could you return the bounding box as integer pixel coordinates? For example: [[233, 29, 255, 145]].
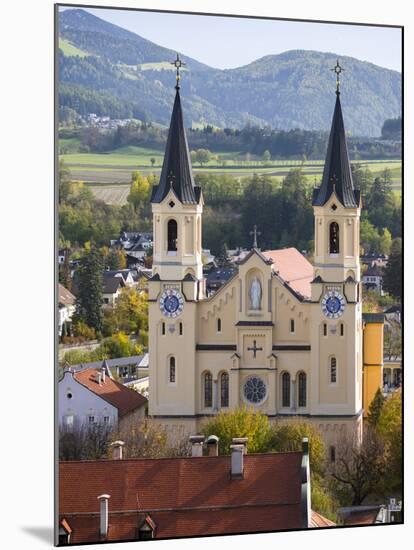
[[159, 289, 184, 318], [321, 290, 345, 319]]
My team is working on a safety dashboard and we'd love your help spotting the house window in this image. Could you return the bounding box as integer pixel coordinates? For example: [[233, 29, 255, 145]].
[[169, 357, 176, 384], [204, 372, 213, 407], [323, 323, 327, 336], [65, 415, 74, 428], [340, 323, 344, 336], [330, 357, 337, 384], [161, 322, 165, 335], [179, 322, 183, 335], [167, 219, 178, 252], [103, 297, 109, 304], [220, 372, 229, 407], [290, 319, 295, 333], [282, 372, 291, 407], [298, 372, 307, 407], [103, 416, 110, 424], [88, 415, 95, 425], [330, 446, 336, 462], [329, 222, 340, 254], [217, 318, 222, 333]]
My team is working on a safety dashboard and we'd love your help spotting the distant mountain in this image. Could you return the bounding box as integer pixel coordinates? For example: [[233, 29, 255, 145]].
[[58, 9, 401, 136]]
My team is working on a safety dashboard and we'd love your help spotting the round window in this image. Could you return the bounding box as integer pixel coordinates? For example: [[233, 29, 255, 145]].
[[67, 392, 72, 399], [243, 376, 267, 404]]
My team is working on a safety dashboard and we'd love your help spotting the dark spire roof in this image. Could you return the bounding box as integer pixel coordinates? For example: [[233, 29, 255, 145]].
[[150, 88, 201, 205], [312, 92, 360, 208]]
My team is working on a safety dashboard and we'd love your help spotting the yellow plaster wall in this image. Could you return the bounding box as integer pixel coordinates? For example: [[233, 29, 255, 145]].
[[363, 322, 384, 416]]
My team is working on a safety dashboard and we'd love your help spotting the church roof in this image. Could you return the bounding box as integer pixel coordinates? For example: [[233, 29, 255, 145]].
[[150, 88, 201, 205], [312, 92, 359, 208], [262, 248, 313, 300]]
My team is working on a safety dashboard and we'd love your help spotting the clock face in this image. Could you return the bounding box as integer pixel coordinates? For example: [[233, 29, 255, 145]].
[[243, 376, 267, 404], [159, 289, 184, 318], [321, 290, 345, 319]]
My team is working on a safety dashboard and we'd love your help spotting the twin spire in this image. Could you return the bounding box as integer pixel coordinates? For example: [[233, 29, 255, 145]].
[[312, 60, 359, 208], [150, 54, 201, 205], [152, 55, 358, 210]]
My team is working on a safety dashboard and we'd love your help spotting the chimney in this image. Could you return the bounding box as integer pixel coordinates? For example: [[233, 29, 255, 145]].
[[97, 494, 110, 538], [206, 435, 219, 456], [110, 440, 125, 460], [189, 435, 205, 457], [101, 367, 106, 383], [231, 437, 248, 454], [230, 444, 244, 478]]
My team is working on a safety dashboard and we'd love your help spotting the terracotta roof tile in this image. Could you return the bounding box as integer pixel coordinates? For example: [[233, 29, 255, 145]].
[[74, 368, 147, 417], [262, 248, 313, 299], [59, 452, 304, 542], [310, 509, 336, 528], [58, 283, 76, 306]]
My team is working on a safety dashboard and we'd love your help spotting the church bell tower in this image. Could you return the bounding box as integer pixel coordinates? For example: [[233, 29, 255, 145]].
[[148, 55, 204, 420], [309, 61, 363, 431]]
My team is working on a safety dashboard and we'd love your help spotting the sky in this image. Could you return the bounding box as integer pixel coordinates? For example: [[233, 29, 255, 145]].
[[61, 6, 402, 72]]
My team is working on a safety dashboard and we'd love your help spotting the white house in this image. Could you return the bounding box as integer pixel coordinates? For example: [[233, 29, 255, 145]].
[[59, 362, 147, 432], [58, 283, 76, 337]]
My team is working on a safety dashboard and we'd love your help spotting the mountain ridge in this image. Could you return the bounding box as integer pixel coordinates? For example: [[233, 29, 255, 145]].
[[58, 8, 401, 136]]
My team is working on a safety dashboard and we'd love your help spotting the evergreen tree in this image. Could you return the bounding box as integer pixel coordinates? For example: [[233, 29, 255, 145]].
[[75, 246, 104, 333], [383, 238, 402, 299], [216, 242, 230, 267], [59, 254, 72, 290], [367, 388, 386, 427]]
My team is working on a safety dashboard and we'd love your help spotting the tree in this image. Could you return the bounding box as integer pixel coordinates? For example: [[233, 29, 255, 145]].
[[150, 157, 156, 167], [59, 253, 72, 290], [383, 322, 402, 360], [99, 332, 142, 359], [106, 247, 127, 270], [104, 286, 148, 336], [367, 388, 386, 427], [216, 242, 231, 268], [195, 148, 211, 167], [75, 246, 104, 333], [202, 406, 272, 455], [377, 391, 402, 493], [383, 238, 402, 299], [58, 159, 72, 204], [331, 428, 388, 505], [127, 171, 150, 213], [262, 150, 271, 164]]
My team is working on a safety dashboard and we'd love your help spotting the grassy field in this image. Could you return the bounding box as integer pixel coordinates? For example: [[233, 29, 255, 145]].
[[59, 38, 89, 58], [60, 142, 401, 196]]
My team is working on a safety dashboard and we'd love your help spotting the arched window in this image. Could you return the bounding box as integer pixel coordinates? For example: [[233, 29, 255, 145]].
[[217, 318, 222, 333], [220, 372, 229, 407], [169, 357, 176, 384], [161, 322, 165, 335], [340, 323, 344, 336], [329, 222, 339, 254], [330, 357, 337, 384], [167, 219, 178, 252], [282, 372, 291, 407], [298, 372, 307, 407], [323, 323, 327, 336], [290, 319, 295, 333], [204, 372, 213, 407], [179, 322, 183, 335]]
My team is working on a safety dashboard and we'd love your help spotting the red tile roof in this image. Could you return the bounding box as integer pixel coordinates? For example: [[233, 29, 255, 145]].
[[74, 368, 147, 417], [262, 248, 313, 299], [58, 283, 76, 306], [310, 510, 336, 528], [60, 452, 304, 543]]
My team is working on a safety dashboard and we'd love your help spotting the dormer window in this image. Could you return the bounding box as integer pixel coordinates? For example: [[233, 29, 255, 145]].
[[137, 516, 155, 540]]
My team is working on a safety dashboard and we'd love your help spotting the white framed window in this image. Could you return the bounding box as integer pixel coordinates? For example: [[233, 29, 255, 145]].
[[88, 415, 95, 425], [103, 415, 110, 424], [65, 415, 74, 427]]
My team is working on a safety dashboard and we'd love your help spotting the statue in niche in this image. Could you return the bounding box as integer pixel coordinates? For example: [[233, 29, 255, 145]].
[[249, 277, 262, 310]]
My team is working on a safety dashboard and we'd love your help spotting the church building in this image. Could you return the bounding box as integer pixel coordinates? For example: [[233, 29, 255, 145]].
[[148, 60, 369, 452]]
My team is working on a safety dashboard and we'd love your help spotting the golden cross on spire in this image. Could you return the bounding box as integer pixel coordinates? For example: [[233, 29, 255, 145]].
[[171, 53, 186, 90], [331, 59, 344, 94]]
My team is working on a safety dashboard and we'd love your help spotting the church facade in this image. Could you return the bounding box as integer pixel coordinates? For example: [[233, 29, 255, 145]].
[[148, 67, 364, 452]]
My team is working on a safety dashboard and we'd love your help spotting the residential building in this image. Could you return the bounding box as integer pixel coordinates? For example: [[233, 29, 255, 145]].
[[58, 362, 147, 432], [362, 264, 383, 294], [58, 283, 76, 337], [58, 437, 327, 544]]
